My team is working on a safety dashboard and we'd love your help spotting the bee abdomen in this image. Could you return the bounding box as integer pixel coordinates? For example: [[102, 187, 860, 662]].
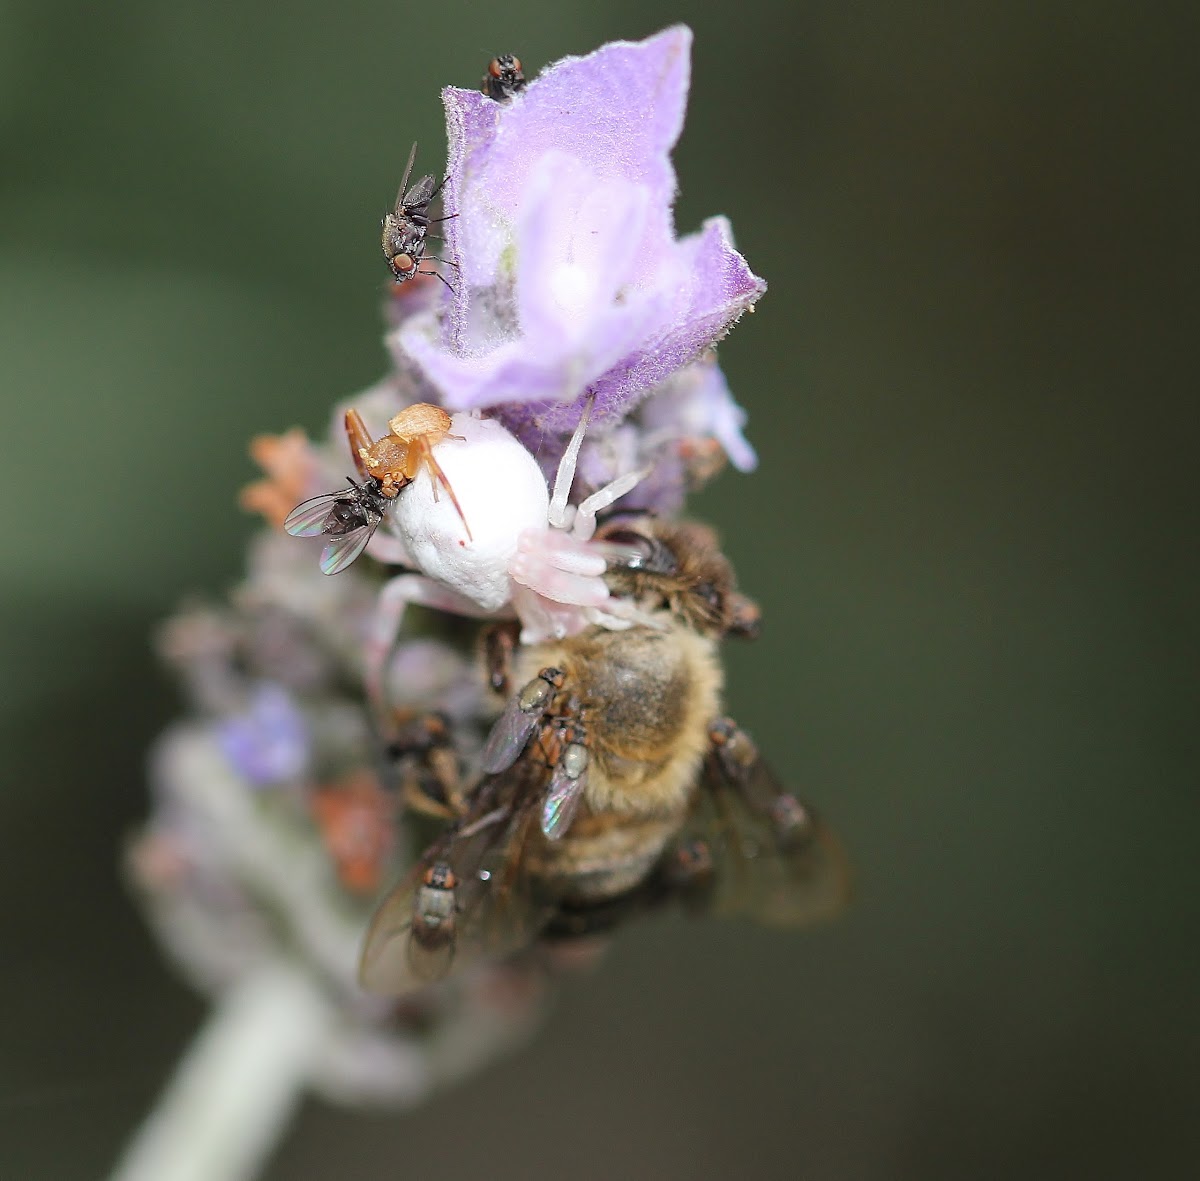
[[527, 811, 681, 903]]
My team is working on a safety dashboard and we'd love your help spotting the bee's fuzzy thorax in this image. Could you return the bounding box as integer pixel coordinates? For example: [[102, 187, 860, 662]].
[[514, 620, 723, 820]]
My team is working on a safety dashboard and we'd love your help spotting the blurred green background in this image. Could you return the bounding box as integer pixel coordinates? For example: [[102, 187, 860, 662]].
[[2, 1, 1195, 1177]]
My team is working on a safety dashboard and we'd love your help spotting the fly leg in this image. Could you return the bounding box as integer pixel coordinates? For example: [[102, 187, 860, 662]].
[[367, 573, 497, 716]]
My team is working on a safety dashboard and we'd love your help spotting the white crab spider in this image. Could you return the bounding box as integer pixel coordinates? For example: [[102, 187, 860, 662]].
[[362, 397, 650, 709]]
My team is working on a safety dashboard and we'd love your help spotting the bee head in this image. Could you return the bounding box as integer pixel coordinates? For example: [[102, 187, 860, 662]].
[[595, 517, 756, 638]]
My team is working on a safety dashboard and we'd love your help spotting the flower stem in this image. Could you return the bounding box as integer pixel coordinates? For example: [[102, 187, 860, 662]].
[[109, 961, 335, 1181]]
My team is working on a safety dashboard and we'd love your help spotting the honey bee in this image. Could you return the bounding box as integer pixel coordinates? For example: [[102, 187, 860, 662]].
[[284, 403, 473, 573], [381, 142, 457, 288], [481, 54, 527, 102], [359, 515, 849, 995]]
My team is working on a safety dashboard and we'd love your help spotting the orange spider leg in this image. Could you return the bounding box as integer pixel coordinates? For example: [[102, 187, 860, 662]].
[[412, 436, 473, 541], [344, 409, 375, 481]]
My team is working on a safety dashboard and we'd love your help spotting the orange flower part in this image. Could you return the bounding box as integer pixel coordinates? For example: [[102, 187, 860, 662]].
[[310, 770, 396, 895], [239, 428, 318, 529]]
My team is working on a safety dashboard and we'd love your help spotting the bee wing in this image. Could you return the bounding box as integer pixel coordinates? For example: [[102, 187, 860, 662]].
[[679, 746, 851, 928], [479, 696, 548, 774], [283, 492, 341, 537], [359, 762, 552, 996], [318, 524, 375, 575]]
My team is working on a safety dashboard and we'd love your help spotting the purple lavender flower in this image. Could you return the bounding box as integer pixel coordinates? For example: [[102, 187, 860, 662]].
[[216, 683, 310, 786], [393, 26, 765, 445]]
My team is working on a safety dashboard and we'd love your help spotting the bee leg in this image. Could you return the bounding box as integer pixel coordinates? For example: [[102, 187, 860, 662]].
[[387, 712, 464, 820], [480, 620, 520, 695], [725, 592, 762, 640], [366, 573, 496, 715], [662, 838, 716, 888], [707, 717, 814, 849], [401, 779, 457, 820]]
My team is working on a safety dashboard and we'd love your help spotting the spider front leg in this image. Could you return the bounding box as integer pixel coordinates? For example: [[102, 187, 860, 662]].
[[568, 466, 651, 542], [365, 573, 496, 715], [509, 528, 610, 608], [510, 392, 648, 617]]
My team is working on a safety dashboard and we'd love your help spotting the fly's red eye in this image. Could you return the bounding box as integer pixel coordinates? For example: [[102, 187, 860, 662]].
[[488, 59, 503, 77], [510, 57, 522, 72], [392, 253, 414, 274]]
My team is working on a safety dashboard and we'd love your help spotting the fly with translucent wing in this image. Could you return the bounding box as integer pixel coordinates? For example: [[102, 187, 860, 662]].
[[381, 142, 458, 289], [359, 515, 850, 996], [282, 476, 392, 576]]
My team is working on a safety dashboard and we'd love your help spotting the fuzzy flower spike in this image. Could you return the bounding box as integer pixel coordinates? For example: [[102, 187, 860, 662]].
[[122, 29, 769, 1181]]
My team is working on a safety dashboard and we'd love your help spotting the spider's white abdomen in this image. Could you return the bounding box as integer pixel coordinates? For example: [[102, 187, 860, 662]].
[[391, 414, 548, 611]]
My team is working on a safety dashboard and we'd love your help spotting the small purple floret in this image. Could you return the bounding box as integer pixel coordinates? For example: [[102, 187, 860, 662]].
[[216, 685, 310, 786]]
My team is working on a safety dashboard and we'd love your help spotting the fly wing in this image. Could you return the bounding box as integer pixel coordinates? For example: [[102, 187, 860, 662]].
[[672, 732, 851, 928], [319, 525, 374, 575], [541, 760, 587, 840], [402, 173, 437, 211], [283, 492, 340, 537], [480, 694, 549, 774], [393, 141, 418, 208], [358, 759, 552, 997]]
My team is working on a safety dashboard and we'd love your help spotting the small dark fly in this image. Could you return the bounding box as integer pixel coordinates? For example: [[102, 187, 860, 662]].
[[283, 477, 391, 576], [381, 142, 457, 289], [408, 862, 460, 977], [482, 54, 527, 102]]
